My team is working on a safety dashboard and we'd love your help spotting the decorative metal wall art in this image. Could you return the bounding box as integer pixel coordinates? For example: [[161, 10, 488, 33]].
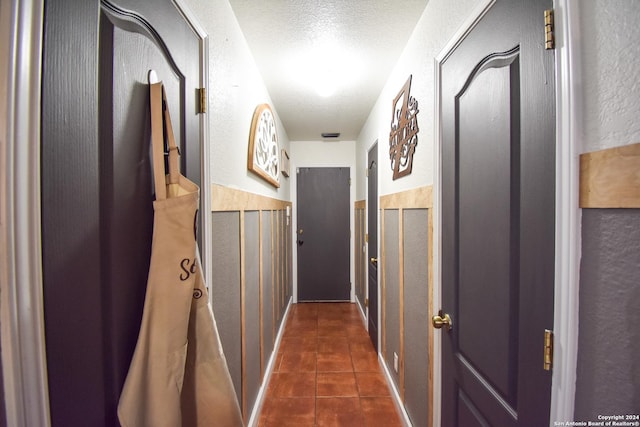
[[389, 75, 419, 180], [248, 104, 280, 187]]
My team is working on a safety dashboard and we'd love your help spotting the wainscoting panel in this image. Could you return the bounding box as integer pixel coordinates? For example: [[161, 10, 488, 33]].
[[379, 186, 433, 427], [261, 211, 274, 372], [575, 142, 640, 419], [211, 184, 292, 419], [576, 209, 640, 418], [403, 208, 430, 427], [383, 209, 401, 389], [211, 211, 242, 403], [244, 211, 261, 419]]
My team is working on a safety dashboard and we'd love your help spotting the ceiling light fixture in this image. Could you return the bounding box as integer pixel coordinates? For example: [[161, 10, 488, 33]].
[[288, 39, 362, 98]]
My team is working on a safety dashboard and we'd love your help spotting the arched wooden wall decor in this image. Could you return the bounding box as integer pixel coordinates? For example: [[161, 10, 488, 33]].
[[389, 75, 420, 180], [248, 104, 280, 187]]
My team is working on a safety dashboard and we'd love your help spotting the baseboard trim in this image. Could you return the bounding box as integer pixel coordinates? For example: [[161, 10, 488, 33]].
[[379, 352, 413, 427]]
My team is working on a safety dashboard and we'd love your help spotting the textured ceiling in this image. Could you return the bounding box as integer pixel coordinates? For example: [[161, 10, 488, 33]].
[[228, 0, 430, 141]]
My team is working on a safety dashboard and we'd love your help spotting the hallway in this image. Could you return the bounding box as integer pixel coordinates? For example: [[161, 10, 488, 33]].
[[257, 303, 403, 427]]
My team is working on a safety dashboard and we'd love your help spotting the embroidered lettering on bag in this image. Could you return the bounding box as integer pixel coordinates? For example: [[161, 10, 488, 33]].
[[193, 289, 203, 299], [179, 258, 197, 281]]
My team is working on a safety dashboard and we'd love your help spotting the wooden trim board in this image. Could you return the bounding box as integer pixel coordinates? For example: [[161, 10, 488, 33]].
[[380, 185, 433, 209], [398, 209, 405, 402], [580, 142, 640, 208], [212, 183, 292, 211]]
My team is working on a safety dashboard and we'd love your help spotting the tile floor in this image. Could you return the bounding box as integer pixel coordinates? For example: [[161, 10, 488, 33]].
[[258, 302, 404, 427]]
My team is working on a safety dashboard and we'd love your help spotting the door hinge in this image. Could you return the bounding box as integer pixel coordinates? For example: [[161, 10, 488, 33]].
[[197, 87, 206, 114], [365, 298, 369, 307], [365, 233, 368, 243], [349, 178, 352, 186], [543, 329, 554, 371], [544, 9, 555, 50]]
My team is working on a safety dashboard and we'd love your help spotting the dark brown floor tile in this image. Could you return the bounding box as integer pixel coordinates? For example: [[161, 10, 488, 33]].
[[279, 351, 316, 372], [279, 336, 317, 353], [272, 372, 316, 397], [346, 323, 368, 337], [262, 397, 316, 427], [318, 324, 348, 336], [318, 319, 348, 329], [284, 321, 318, 337], [349, 340, 375, 353], [317, 351, 353, 372], [316, 397, 365, 427], [355, 372, 391, 397], [351, 351, 381, 372], [292, 302, 319, 316], [262, 304, 401, 426], [349, 333, 375, 345], [318, 335, 350, 353], [287, 315, 318, 326], [317, 372, 359, 397], [360, 397, 403, 427]]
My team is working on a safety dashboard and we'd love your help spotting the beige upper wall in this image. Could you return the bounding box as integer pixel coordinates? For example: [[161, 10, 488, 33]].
[[580, 0, 640, 153], [181, 0, 640, 202], [356, 0, 640, 198], [355, 0, 481, 200], [183, 0, 291, 201]]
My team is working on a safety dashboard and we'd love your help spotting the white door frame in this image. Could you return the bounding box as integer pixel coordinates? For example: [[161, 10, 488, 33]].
[[0, 1, 50, 426], [432, 0, 581, 425]]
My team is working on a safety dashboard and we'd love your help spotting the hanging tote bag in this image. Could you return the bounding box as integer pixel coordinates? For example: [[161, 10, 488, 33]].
[[118, 82, 242, 427]]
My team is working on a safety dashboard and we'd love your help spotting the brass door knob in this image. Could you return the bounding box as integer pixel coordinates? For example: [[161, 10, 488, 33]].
[[432, 311, 453, 331], [370, 257, 378, 265]]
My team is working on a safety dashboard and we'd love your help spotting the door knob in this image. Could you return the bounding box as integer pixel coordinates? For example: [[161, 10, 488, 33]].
[[432, 310, 453, 331], [370, 257, 378, 265]]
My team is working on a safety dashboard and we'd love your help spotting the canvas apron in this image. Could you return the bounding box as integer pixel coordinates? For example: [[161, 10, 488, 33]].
[[118, 82, 243, 427]]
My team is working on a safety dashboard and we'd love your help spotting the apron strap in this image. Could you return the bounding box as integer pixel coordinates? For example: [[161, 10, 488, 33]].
[[161, 85, 180, 185], [150, 82, 181, 200]]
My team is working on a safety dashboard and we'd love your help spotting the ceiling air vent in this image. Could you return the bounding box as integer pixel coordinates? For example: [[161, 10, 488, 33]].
[[321, 132, 340, 138]]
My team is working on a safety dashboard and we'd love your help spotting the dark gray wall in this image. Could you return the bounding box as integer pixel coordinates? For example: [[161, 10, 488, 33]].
[[278, 210, 286, 320], [244, 211, 261, 414], [262, 211, 274, 360], [575, 209, 640, 418], [403, 209, 430, 427], [383, 209, 400, 387], [211, 211, 242, 402]]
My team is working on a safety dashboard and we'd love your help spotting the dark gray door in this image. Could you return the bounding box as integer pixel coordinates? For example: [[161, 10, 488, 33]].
[[440, 0, 555, 426], [41, 1, 202, 425], [367, 144, 379, 350], [297, 167, 350, 301]]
